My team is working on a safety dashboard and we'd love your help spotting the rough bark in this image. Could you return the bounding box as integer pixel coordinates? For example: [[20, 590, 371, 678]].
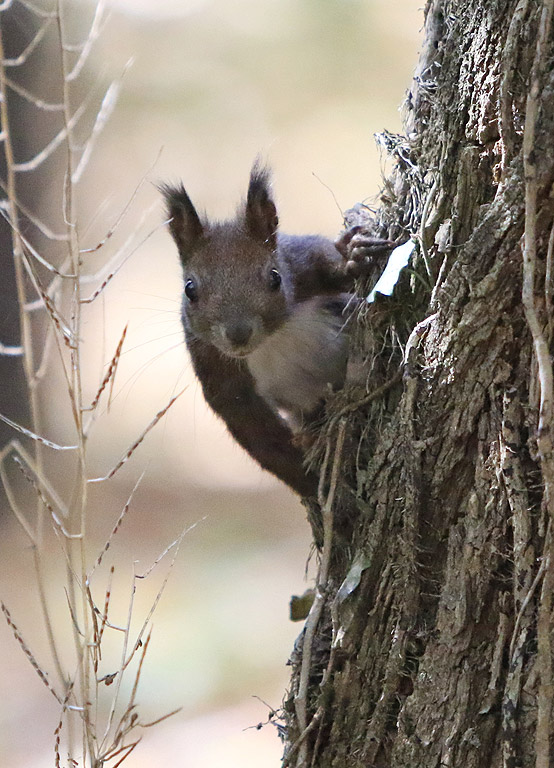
[[283, 1, 554, 766]]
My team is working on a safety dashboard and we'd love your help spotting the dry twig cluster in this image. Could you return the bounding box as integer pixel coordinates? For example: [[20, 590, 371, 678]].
[[0, 2, 184, 765]]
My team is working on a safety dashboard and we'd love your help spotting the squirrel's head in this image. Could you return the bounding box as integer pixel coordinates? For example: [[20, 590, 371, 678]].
[[161, 163, 291, 357]]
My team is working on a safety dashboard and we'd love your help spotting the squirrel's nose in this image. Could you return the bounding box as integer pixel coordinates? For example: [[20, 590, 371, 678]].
[[225, 321, 253, 348]]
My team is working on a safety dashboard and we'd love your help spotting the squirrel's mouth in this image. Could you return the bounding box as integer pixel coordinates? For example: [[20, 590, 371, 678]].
[[225, 348, 252, 359], [212, 322, 265, 358], [212, 337, 261, 359]]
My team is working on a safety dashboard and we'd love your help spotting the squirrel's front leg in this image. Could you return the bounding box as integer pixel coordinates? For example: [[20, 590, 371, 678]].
[[189, 339, 318, 498]]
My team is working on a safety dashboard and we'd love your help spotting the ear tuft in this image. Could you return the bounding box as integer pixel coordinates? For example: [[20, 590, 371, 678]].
[[159, 182, 203, 260], [245, 161, 279, 247]]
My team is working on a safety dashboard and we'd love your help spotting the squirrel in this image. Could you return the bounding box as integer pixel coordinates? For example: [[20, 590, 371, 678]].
[[161, 163, 396, 498]]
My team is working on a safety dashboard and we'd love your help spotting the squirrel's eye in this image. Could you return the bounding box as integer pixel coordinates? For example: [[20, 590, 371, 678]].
[[185, 279, 198, 302], [268, 268, 281, 291]]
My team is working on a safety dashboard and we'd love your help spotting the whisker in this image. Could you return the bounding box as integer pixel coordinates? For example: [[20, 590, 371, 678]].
[[108, 342, 188, 408], [123, 290, 181, 304], [119, 331, 183, 358]]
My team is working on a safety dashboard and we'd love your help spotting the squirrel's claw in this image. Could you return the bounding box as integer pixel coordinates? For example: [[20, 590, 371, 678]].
[[335, 226, 397, 278]]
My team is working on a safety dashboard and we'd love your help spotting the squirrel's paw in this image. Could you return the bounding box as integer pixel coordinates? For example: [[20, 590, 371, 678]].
[[335, 226, 397, 278]]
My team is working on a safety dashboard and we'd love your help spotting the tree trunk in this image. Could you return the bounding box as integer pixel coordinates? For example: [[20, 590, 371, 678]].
[[283, 1, 554, 766]]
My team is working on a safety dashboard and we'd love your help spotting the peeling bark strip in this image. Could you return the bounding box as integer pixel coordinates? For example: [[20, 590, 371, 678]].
[[284, 1, 554, 766]]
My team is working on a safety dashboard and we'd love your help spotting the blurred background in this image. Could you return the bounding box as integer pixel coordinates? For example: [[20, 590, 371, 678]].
[[0, 1, 421, 765]]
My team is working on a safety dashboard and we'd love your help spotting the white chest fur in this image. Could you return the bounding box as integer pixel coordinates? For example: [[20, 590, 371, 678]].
[[246, 297, 349, 422]]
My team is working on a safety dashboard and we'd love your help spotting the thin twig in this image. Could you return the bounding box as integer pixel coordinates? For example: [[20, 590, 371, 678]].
[[72, 63, 131, 183], [12, 95, 90, 172], [327, 370, 402, 431], [518, 4, 554, 767], [88, 389, 186, 483], [1, 602, 63, 703], [295, 420, 346, 767], [125, 519, 202, 667], [536, 529, 553, 768], [0, 207, 76, 276], [88, 472, 145, 576], [80, 148, 163, 254], [544, 221, 554, 342], [4, 74, 63, 110], [4, 19, 54, 66], [87, 324, 128, 412], [80, 209, 167, 303], [509, 557, 546, 663], [0, 412, 77, 449], [65, 0, 106, 82]]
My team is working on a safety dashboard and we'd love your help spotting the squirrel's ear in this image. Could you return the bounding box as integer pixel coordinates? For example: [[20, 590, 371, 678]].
[[160, 182, 204, 260], [245, 162, 279, 248]]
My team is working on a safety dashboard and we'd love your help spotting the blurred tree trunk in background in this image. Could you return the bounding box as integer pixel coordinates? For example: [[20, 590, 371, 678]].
[[284, 1, 554, 766], [0, 12, 36, 453]]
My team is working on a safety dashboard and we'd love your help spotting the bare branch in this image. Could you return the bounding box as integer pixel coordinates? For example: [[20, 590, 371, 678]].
[[80, 148, 163, 254], [295, 421, 346, 767], [72, 70, 127, 183], [122, 629, 152, 730], [5, 75, 64, 111], [96, 566, 115, 648], [521, 0, 554, 508], [54, 679, 75, 768], [109, 740, 141, 768], [536, 534, 553, 768], [6, 439, 69, 514], [12, 96, 89, 172], [88, 472, 145, 577], [31, 322, 57, 385], [99, 570, 136, 751], [141, 707, 182, 728], [17, 0, 58, 19], [87, 324, 128, 413], [9, 453, 78, 540], [1, 602, 63, 703], [0, 456, 37, 543], [135, 518, 202, 581], [0, 178, 69, 240], [81, 209, 167, 303], [124, 520, 200, 669], [0, 207, 76, 276], [0, 412, 77, 450], [4, 19, 53, 66], [65, 0, 106, 82], [20, 258, 75, 346]]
